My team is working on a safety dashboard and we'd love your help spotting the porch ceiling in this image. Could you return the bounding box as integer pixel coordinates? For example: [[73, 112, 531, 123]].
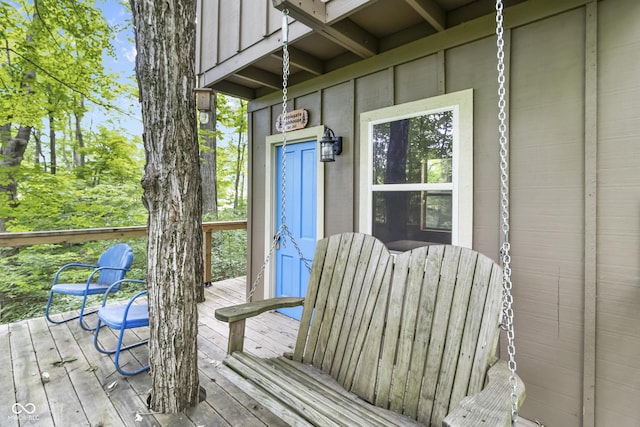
[[203, 0, 526, 100]]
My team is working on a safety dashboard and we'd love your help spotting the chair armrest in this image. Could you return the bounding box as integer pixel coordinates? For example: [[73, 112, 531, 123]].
[[100, 279, 147, 306], [215, 297, 304, 354], [52, 263, 99, 284], [123, 290, 148, 316], [215, 297, 304, 323], [443, 360, 526, 427]]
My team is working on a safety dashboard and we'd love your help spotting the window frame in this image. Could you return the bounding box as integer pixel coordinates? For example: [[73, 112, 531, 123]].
[[358, 89, 474, 248]]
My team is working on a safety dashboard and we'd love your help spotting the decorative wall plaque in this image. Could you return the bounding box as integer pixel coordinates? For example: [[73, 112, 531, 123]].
[[275, 109, 309, 132]]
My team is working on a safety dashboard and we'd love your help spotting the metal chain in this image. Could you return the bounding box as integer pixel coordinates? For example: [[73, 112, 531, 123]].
[[276, 29, 313, 274], [247, 9, 311, 302], [280, 14, 290, 230], [495, 1, 519, 426]]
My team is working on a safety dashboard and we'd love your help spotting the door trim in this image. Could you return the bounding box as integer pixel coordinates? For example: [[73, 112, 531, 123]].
[[264, 125, 325, 299]]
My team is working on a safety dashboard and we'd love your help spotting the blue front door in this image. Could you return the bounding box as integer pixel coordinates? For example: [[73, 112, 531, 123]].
[[275, 140, 317, 320]]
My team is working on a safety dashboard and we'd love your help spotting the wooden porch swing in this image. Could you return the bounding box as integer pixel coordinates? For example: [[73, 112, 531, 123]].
[[213, 2, 525, 426]]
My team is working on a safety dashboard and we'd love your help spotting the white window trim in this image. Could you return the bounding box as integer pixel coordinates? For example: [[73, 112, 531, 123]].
[[358, 89, 473, 248]]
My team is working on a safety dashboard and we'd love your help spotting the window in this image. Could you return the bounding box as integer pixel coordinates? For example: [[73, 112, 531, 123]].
[[359, 89, 473, 250]]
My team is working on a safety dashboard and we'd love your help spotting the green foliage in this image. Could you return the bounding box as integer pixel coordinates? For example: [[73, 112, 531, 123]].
[[0, 238, 147, 323], [214, 95, 247, 210], [2, 126, 146, 232], [208, 208, 247, 282], [0, 0, 249, 323], [1, 0, 128, 128], [74, 126, 144, 184]]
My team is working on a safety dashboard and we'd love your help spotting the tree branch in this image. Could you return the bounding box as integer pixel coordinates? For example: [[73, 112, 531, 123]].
[[4, 47, 140, 122]]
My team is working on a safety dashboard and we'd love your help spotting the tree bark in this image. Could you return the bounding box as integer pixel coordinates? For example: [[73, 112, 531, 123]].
[[0, 125, 32, 231], [233, 129, 245, 209], [130, 0, 202, 413], [74, 97, 85, 168], [48, 112, 56, 174], [384, 119, 410, 239]]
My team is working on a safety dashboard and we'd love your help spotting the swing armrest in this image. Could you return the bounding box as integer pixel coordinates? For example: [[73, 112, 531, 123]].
[[443, 360, 526, 427], [215, 297, 304, 353], [215, 297, 304, 323]]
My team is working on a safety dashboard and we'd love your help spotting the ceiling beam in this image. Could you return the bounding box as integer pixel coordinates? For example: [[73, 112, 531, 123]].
[[405, 0, 446, 31], [328, 19, 378, 58], [272, 0, 378, 58], [211, 81, 256, 100], [235, 67, 282, 90], [271, 46, 324, 76]]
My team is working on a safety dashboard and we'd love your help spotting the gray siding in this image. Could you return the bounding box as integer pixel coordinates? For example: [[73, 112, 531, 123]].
[[509, 9, 586, 426], [322, 81, 355, 234], [198, 0, 219, 71], [240, 1, 268, 51], [245, 1, 640, 426], [597, 0, 640, 425], [218, 1, 241, 62], [446, 36, 502, 259]]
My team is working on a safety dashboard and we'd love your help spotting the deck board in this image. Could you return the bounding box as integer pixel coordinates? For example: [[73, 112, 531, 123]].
[[2, 277, 298, 427], [46, 312, 125, 426], [3, 276, 538, 427], [1, 323, 19, 427]]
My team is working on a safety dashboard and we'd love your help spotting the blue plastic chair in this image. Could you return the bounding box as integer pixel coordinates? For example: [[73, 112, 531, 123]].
[[45, 243, 134, 330], [93, 279, 149, 375]]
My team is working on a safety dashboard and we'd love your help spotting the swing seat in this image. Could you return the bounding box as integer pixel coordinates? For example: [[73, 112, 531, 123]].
[[93, 279, 150, 376], [45, 243, 134, 330], [215, 232, 525, 427]]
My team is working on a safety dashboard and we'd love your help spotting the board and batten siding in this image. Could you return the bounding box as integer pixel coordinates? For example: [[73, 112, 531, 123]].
[[597, 0, 640, 425], [509, 8, 586, 426], [244, 1, 640, 426]]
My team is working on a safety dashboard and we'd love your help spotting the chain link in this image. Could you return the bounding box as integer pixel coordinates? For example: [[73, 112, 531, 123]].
[[247, 9, 311, 302], [495, 1, 519, 425]]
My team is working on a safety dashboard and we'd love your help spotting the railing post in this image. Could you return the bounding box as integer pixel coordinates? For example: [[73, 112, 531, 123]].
[[200, 230, 213, 303]]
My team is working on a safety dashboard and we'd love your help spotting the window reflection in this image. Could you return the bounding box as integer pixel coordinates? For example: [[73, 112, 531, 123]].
[[373, 191, 452, 251], [372, 111, 453, 185], [370, 110, 454, 251]]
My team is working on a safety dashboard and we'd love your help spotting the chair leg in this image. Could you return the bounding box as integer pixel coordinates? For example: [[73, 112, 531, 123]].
[[78, 295, 98, 331], [94, 320, 149, 375], [93, 318, 112, 354], [94, 326, 148, 355], [45, 291, 98, 329], [114, 327, 150, 376]]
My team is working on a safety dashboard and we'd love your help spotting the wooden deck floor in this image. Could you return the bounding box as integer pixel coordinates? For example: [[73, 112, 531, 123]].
[[2, 277, 298, 427], [3, 277, 538, 427]]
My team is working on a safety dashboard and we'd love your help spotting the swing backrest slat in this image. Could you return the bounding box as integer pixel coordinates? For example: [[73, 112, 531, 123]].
[[293, 232, 504, 426]]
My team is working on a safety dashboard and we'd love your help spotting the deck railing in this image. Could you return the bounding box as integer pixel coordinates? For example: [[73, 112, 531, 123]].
[[0, 220, 247, 285]]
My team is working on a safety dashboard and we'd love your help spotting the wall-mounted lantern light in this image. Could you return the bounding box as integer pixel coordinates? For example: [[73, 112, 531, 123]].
[[194, 87, 213, 124], [319, 127, 343, 162]]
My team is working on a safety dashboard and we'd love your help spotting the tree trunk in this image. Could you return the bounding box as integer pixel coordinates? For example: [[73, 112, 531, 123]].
[[0, 125, 32, 232], [1, 26, 35, 231], [34, 130, 42, 165], [48, 112, 56, 174], [200, 93, 218, 217], [130, 0, 202, 413], [233, 129, 244, 209], [74, 97, 85, 168], [384, 119, 410, 239]]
